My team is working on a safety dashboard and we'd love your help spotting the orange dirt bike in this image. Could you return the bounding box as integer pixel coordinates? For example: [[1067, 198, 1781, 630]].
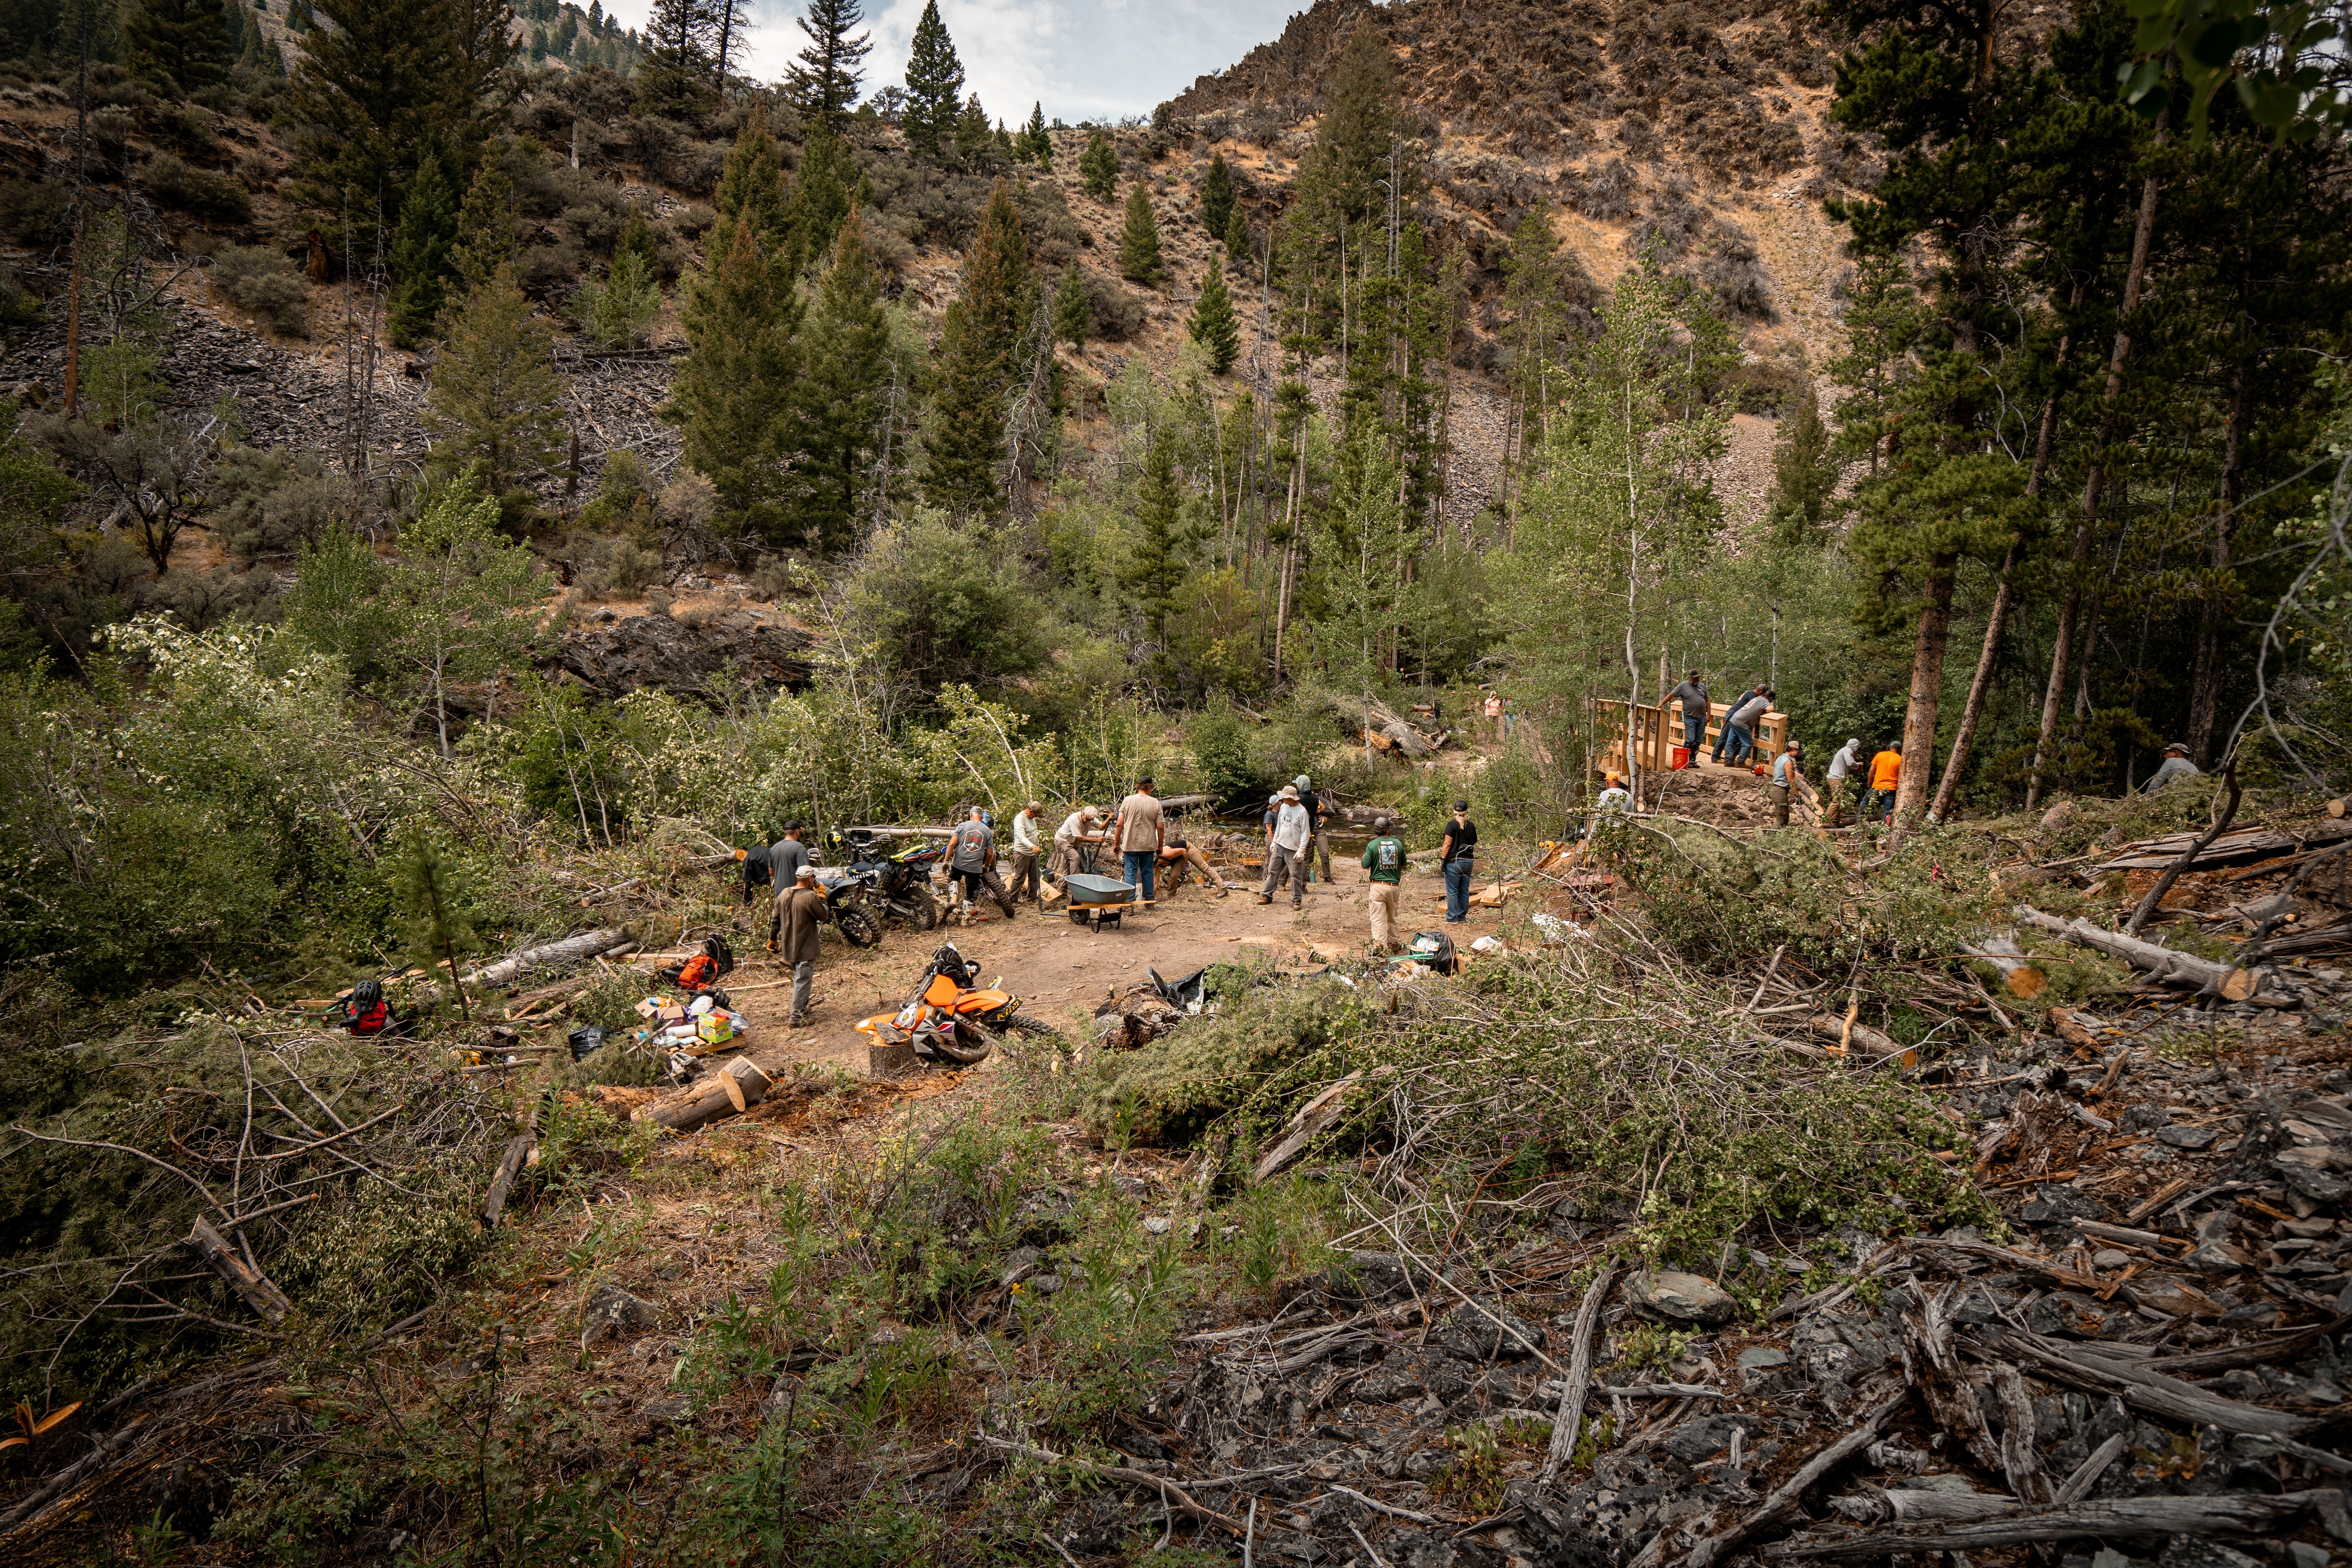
[[853, 943, 1052, 1065]]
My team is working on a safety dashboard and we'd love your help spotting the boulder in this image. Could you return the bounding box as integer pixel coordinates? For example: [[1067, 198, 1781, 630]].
[[580, 1282, 659, 1347], [1627, 1269, 1736, 1326], [555, 606, 813, 698]]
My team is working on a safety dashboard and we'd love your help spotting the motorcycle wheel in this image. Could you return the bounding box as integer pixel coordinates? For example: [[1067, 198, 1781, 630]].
[[835, 900, 883, 949], [937, 1019, 994, 1064], [906, 885, 940, 931], [982, 868, 1019, 919], [1003, 1015, 1058, 1038]]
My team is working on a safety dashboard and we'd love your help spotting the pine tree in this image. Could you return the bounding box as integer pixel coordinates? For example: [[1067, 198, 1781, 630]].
[[1021, 101, 1051, 166], [387, 150, 460, 348], [669, 222, 800, 534], [424, 267, 566, 494], [784, 210, 890, 552], [1119, 182, 1162, 286], [711, 102, 789, 262], [1053, 263, 1089, 350], [1188, 254, 1239, 374], [636, 0, 716, 117], [1079, 130, 1118, 199], [451, 158, 516, 293], [1763, 377, 1836, 549], [953, 93, 992, 165], [287, 0, 509, 211], [1121, 423, 1188, 647], [786, 0, 870, 130], [922, 178, 1032, 514], [1222, 204, 1250, 266], [711, 0, 749, 85], [783, 127, 857, 279], [1200, 150, 1234, 239], [126, 0, 234, 94], [901, 0, 962, 159], [616, 201, 657, 267]]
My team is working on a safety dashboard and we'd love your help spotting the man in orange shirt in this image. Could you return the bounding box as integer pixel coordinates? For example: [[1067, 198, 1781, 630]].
[[1861, 741, 1902, 823]]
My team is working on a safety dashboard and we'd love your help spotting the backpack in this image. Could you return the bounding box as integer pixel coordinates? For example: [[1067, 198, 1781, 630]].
[[703, 932, 735, 977], [1406, 930, 1456, 972]]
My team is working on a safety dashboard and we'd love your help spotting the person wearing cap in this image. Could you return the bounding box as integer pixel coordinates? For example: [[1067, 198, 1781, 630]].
[[1438, 799, 1477, 923], [1112, 776, 1165, 903], [1862, 740, 1903, 823], [1258, 785, 1311, 907], [1667, 670, 1709, 753], [1596, 771, 1631, 814], [1293, 774, 1332, 883], [773, 863, 832, 1027], [1825, 738, 1862, 827], [1771, 740, 1803, 827], [2144, 743, 2202, 793], [1724, 685, 1772, 768], [1260, 794, 1292, 897], [1359, 814, 1407, 954], [948, 804, 997, 925], [1008, 800, 1045, 908], [1049, 804, 1102, 889]]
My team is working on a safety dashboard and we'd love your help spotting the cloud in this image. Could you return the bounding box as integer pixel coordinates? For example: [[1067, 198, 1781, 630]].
[[593, 0, 1291, 122]]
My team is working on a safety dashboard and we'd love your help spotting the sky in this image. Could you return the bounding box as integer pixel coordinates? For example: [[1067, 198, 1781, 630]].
[[595, 0, 1301, 124]]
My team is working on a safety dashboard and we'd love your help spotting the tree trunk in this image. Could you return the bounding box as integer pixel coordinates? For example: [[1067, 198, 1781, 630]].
[[2186, 363, 2251, 763], [636, 1056, 773, 1133], [2030, 153, 2163, 808], [1893, 554, 1956, 825], [1932, 337, 2070, 823]]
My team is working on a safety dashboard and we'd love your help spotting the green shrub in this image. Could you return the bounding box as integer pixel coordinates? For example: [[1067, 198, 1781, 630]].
[[207, 244, 308, 336], [276, 1159, 485, 1330], [0, 175, 67, 245], [142, 153, 253, 221], [1081, 982, 1359, 1148]]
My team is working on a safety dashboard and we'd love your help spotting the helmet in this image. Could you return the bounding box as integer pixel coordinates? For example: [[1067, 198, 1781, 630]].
[[352, 978, 384, 1010]]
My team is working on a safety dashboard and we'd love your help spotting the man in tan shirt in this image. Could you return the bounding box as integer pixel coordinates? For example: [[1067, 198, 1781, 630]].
[[772, 864, 832, 1026], [1111, 776, 1165, 903]]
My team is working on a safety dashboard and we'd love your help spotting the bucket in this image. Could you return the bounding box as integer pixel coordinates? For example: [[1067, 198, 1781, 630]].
[[1672, 745, 1692, 771]]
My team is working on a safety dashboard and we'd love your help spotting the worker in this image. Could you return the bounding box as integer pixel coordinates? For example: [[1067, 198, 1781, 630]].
[[770, 823, 811, 889], [774, 863, 832, 1027], [1360, 813, 1406, 955], [1711, 687, 1758, 764], [1258, 785, 1311, 908], [1825, 738, 1862, 827], [1484, 691, 1504, 742], [1861, 740, 1903, 823], [1724, 686, 1772, 769], [1771, 740, 1802, 827], [1156, 821, 1226, 896], [1008, 800, 1045, 907], [1667, 669, 1709, 755], [2144, 743, 2202, 793], [1293, 775, 1332, 883], [1259, 793, 1291, 897], [734, 836, 776, 905], [948, 805, 995, 925], [1596, 771, 1631, 814], [1439, 799, 1477, 924], [1111, 776, 1166, 904], [1049, 805, 1102, 889], [337, 978, 395, 1036]]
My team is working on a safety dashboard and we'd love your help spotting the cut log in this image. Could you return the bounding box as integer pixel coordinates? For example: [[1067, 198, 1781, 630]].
[[461, 927, 633, 988], [634, 1056, 772, 1132], [2330, 797, 2347, 819], [1829, 1489, 2022, 1525], [1805, 1014, 1906, 1061], [2014, 904, 2273, 995], [1254, 1073, 1362, 1181], [184, 1216, 292, 1324], [1768, 1489, 2344, 1555], [479, 1134, 536, 1227], [2046, 1006, 2098, 1051]]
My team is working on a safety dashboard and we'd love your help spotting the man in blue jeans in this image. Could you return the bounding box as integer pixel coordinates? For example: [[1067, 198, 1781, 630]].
[[1666, 670, 1708, 753], [1111, 776, 1165, 904], [1438, 800, 1477, 923]]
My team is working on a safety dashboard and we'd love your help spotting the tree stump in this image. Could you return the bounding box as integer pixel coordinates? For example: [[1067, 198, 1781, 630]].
[[635, 1056, 771, 1132]]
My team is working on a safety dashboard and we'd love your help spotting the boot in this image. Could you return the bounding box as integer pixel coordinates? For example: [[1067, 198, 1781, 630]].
[[1255, 893, 1271, 905]]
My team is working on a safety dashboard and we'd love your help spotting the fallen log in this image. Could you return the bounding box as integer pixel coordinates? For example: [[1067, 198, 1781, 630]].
[[2013, 904, 2280, 997], [1804, 1014, 1905, 1061], [183, 1216, 292, 1324], [1766, 1489, 2345, 1555], [461, 927, 633, 988], [479, 1134, 536, 1227], [634, 1056, 771, 1132], [1539, 1261, 1619, 1491], [1828, 1489, 2021, 1525], [1973, 1325, 2317, 1439], [1255, 1073, 1361, 1181], [2095, 818, 2352, 872]]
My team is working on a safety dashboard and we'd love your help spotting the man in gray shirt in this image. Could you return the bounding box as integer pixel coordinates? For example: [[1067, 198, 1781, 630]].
[[948, 806, 995, 924], [2143, 744, 2201, 792], [770, 823, 811, 886], [1666, 670, 1709, 753]]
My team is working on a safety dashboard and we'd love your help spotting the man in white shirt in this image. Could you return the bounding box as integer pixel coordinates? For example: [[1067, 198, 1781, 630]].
[[1595, 771, 1631, 814], [2143, 744, 2201, 793], [1008, 800, 1044, 909], [1825, 738, 1861, 827], [1050, 805, 1101, 887], [1256, 785, 1311, 908]]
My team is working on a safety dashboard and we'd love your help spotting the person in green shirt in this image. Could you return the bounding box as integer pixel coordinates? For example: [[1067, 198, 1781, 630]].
[[1360, 814, 1406, 955]]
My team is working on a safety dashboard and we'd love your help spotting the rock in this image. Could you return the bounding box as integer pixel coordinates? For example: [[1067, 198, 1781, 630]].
[[2027, 1291, 2122, 1338], [638, 1394, 691, 1431], [580, 1282, 658, 1345], [2019, 1184, 2110, 1226], [1627, 1270, 1737, 1326], [1659, 1413, 1763, 1462], [2157, 1124, 2219, 1150], [2275, 1161, 2351, 1202], [1438, 1299, 1549, 1361], [1143, 1216, 1172, 1235], [2184, 1242, 2255, 1274], [555, 606, 812, 698], [1327, 1251, 1416, 1305], [2286, 1545, 2329, 1568], [1736, 1346, 1790, 1371], [1028, 1272, 1065, 1295], [1001, 1246, 1044, 1286], [1421, 1357, 1477, 1404]]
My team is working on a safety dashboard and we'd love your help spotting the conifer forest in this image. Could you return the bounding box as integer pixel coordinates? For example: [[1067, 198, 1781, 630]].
[[1, 0, 2351, 1560]]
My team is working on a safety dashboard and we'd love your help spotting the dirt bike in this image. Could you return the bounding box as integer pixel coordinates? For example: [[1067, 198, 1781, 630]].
[[853, 942, 1052, 1065], [822, 829, 946, 939], [810, 866, 887, 949]]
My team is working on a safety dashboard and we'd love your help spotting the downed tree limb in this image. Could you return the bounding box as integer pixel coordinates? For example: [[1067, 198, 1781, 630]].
[[461, 927, 633, 988], [2013, 904, 2279, 997], [1805, 1014, 1905, 1061], [1254, 1073, 1361, 1182], [1766, 1488, 2346, 1555], [976, 1433, 1246, 1535], [634, 1057, 772, 1133], [1828, 1489, 2021, 1525], [1973, 1325, 2317, 1439], [480, 1134, 536, 1227], [183, 1216, 292, 1324], [1539, 1260, 1619, 1490]]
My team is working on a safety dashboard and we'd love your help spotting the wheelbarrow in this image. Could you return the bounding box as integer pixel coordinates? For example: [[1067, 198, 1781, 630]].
[[1062, 873, 1138, 931]]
